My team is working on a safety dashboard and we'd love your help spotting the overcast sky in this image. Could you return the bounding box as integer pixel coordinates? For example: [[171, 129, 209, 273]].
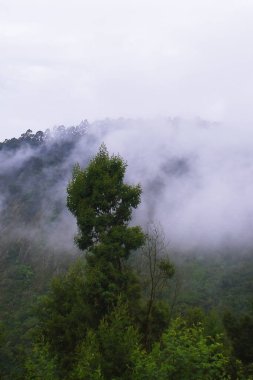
[[1, 0, 253, 140]]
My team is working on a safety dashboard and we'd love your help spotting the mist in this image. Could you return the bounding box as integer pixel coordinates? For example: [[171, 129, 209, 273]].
[[1, 119, 253, 255], [92, 119, 253, 252]]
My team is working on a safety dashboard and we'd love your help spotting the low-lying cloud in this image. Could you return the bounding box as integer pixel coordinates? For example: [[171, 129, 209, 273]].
[[1, 118, 253, 255]]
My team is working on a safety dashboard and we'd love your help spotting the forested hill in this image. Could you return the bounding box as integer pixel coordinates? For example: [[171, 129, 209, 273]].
[[1, 121, 253, 379], [0, 123, 99, 378], [0, 124, 90, 250], [1, 121, 253, 306], [2, 119, 253, 255], [0, 120, 193, 255]]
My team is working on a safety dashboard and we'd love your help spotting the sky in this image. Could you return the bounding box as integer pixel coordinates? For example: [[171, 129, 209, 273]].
[[1, 0, 253, 140]]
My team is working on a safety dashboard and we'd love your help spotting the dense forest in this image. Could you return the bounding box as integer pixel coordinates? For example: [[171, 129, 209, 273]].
[[1, 123, 253, 379]]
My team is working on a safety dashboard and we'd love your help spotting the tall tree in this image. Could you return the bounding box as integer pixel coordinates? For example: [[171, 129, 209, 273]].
[[67, 144, 145, 316], [38, 145, 145, 375]]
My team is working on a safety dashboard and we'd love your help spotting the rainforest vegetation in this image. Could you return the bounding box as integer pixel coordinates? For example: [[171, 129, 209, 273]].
[[1, 126, 253, 379]]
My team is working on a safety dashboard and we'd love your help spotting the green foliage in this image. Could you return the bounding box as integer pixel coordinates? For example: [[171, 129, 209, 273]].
[[174, 253, 253, 315], [73, 302, 139, 380], [0, 321, 12, 379], [25, 342, 59, 380], [136, 225, 175, 348], [0, 242, 51, 380], [37, 258, 90, 372], [97, 302, 139, 380], [142, 301, 171, 346], [81, 253, 141, 325], [67, 144, 143, 252], [71, 330, 104, 380], [132, 318, 231, 380], [224, 310, 253, 376], [37, 146, 145, 377], [66, 144, 145, 321], [3, 134, 253, 379], [183, 307, 225, 338]]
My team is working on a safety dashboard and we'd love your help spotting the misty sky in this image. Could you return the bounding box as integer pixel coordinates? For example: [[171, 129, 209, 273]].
[[1, 0, 253, 140]]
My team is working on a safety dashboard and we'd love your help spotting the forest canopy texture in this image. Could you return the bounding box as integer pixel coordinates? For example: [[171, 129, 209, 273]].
[[1, 127, 253, 379]]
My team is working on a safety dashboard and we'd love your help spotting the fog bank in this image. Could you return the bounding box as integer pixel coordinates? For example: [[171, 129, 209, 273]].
[[1, 118, 253, 254]]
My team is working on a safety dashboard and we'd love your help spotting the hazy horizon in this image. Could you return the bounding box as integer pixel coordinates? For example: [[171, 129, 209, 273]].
[[1, 0, 253, 140]]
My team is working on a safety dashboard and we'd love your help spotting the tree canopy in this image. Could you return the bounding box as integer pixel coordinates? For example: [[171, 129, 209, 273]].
[[1, 136, 252, 379], [67, 144, 143, 253], [38, 145, 145, 376]]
